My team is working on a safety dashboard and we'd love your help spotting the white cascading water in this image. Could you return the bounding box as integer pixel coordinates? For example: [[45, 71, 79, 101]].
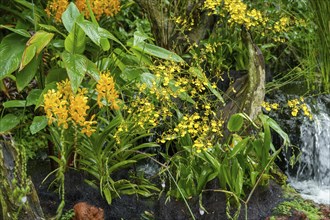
[[288, 98, 330, 204]]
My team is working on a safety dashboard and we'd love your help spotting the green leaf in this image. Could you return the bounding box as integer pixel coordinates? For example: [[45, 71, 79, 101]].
[[3, 100, 28, 108], [38, 24, 66, 38], [134, 42, 184, 62], [0, 25, 30, 38], [62, 51, 86, 93], [103, 187, 112, 204], [259, 114, 290, 146], [99, 28, 126, 50], [229, 137, 250, 158], [26, 89, 43, 106], [0, 34, 26, 80], [227, 114, 244, 132], [0, 114, 20, 133], [16, 55, 39, 91], [76, 15, 101, 46], [19, 31, 54, 70], [64, 25, 86, 54], [61, 2, 81, 33], [45, 68, 68, 84], [30, 116, 48, 134]]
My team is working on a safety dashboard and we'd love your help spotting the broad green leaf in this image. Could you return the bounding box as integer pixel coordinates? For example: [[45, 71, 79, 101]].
[[0, 34, 26, 80], [62, 51, 86, 93], [20, 31, 54, 70], [0, 114, 20, 133], [61, 2, 81, 33], [64, 25, 86, 54], [26, 89, 43, 106], [0, 25, 30, 38], [3, 100, 28, 108], [76, 15, 101, 46], [16, 55, 39, 91], [30, 116, 48, 134], [133, 42, 184, 62], [45, 68, 68, 84], [227, 113, 244, 132]]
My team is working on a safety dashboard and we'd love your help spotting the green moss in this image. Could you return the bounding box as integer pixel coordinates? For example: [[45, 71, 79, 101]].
[[271, 198, 324, 219]]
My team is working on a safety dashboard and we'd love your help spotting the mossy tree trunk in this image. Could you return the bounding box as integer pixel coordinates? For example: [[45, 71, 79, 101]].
[[136, 0, 265, 122], [0, 135, 44, 220]]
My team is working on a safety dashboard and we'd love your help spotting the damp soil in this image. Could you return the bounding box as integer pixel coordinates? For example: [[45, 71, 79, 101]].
[[28, 159, 290, 220]]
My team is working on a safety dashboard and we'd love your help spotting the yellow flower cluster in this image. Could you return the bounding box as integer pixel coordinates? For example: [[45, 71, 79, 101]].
[[274, 17, 290, 33], [43, 79, 96, 136], [287, 98, 312, 119], [75, 0, 120, 20], [204, 0, 266, 29], [262, 101, 279, 112], [96, 72, 119, 110], [160, 105, 224, 153], [45, 0, 69, 22]]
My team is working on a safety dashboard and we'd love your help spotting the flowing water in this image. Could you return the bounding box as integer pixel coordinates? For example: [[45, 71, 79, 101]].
[[288, 97, 330, 204]]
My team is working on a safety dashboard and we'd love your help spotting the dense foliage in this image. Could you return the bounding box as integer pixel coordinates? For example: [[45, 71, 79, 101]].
[[0, 0, 328, 219]]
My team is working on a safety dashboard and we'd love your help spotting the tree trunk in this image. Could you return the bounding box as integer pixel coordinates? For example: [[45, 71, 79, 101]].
[[0, 135, 44, 220]]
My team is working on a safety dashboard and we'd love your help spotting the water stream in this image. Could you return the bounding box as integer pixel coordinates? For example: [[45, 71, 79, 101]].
[[287, 97, 330, 204]]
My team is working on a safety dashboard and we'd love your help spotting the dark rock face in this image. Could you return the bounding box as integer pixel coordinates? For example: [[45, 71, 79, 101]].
[[29, 160, 284, 220]]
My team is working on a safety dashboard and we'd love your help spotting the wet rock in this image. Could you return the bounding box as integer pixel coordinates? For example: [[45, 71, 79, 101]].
[[73, 202, 104, 220]]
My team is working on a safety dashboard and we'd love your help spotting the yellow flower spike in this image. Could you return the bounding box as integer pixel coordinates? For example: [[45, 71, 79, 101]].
[[96, 72, 120, 110]]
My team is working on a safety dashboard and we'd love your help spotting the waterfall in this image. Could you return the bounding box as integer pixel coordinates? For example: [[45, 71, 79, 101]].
[[288, 97, 330, 204]]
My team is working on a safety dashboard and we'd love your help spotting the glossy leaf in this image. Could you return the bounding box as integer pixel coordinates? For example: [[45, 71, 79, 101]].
[[134, 42, 184, 62], [76, 15, 101, 46], [26, 89, 43, 106], [64, 25, 86, 54], [227, 113, 244, 132], [30, 116, 48, 134], [16, 55, 39, 91], [3, 100, 28, 108], [20, 31, 54, 70], [62, 51, 86, 93], [0, 114, 20, 133], [0, 34, 26, 80], [259, 114, 290, 146], [61, 2, 81, 33]]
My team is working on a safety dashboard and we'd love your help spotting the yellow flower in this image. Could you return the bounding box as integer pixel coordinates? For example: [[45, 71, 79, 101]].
[[45, 0, 69, 22], [75, 0, 120, 20], [96, 72, 119, 110], [69, 88, 90, 126]]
